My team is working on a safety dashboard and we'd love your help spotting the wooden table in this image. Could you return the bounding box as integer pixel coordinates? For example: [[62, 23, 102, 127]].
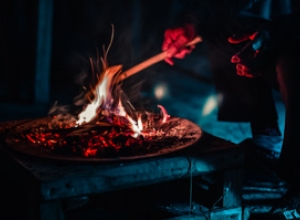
[[0, 121, 245, 220]]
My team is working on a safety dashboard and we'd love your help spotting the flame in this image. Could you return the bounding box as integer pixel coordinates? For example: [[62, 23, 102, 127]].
[[71, 25, 170, 138], [75, 64, 144, 137], [20, 25, 176, 158], [76, 65, 122, 125], [157, 105, 170, 123], [74, 59, 171, 138]]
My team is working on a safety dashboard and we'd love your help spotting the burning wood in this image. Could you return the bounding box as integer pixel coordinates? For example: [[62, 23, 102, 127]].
[[4, 25, 202, 161]]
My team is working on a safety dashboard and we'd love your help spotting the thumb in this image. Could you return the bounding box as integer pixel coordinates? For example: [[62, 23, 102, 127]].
[[228, 32, 259, 44]]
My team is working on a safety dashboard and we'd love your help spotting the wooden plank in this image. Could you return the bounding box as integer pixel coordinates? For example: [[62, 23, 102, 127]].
[[0, 129, 245, 219], [14, 147, 243, 201], [0, 130, 245, 201]]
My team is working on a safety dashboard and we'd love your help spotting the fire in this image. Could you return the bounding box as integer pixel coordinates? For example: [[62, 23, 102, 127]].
[[76, 65, 123, 125], [19, 26, 174, 158], [74, 61, 169, 138], [3, 28, 206, 161], [72, 26, 169, 138]]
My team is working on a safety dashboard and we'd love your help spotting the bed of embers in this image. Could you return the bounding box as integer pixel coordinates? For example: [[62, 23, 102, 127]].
[[5, 115, 201, 161], [3, 27, 202, 161]]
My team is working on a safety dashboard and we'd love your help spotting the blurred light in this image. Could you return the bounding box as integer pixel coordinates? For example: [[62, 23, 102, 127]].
[[202, 95, 217, 116], [154, 83, 169, 100]]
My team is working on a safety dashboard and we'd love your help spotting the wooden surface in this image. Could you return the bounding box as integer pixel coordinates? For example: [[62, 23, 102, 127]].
[[0, 131, 243, 198], [0, 120, 245, 220]]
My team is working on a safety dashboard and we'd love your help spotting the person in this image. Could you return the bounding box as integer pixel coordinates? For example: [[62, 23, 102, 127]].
[[161, 0, 300, 217]]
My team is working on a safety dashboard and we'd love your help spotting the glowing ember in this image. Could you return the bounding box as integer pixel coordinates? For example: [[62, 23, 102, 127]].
[[50, 26, 171, 140], [20, 25, 174, 158], [6, 116, 201, 160], [4, 26, 203, 161]]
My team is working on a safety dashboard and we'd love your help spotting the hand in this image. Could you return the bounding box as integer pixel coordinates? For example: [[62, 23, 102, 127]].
[[162, 24, 196, 65], [229, 30, 272, 78]]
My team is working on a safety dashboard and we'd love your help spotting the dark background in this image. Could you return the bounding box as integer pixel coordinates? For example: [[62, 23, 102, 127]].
[[0, 0, 287, 142], [0, 0, 203, 105]]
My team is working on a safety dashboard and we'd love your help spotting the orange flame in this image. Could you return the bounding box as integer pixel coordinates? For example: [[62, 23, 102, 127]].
[[76, 65, 122, 125], [74, 25, 169, 137]]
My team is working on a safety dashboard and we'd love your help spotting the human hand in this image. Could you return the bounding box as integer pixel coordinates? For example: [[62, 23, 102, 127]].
[[162, 24, 196, 65], [229, 30, 272, 78]]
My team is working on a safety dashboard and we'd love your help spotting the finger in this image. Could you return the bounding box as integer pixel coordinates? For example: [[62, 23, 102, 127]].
[[164, 57, 174, 66], [244, 72, 254, 78], [231, 54, 241, 63], [162, 43, 170, 51], [162, 33, 174, 51], [174, 48, 192, 59], [228, 34, 250, 44], [236, 64, 245, 76], [236, 64, 254, 78], [162, 29, 177, 51], [249, 32, 259, 40], [242, 66, 254, 78], [174, 34, 189, 46], [164, 35, 190, 59], [164, 28, 185, 41], [228, 32, 259, 44], [165, 46, 178, 59], [163, 28, 185, 45]]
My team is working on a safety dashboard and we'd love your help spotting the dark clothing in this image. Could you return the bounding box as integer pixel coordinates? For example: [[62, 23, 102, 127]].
[[205, 36, 279, 125], [275, 35, 300, 182], [176, 0, 300, 181], [177, 0, 299, 124]]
